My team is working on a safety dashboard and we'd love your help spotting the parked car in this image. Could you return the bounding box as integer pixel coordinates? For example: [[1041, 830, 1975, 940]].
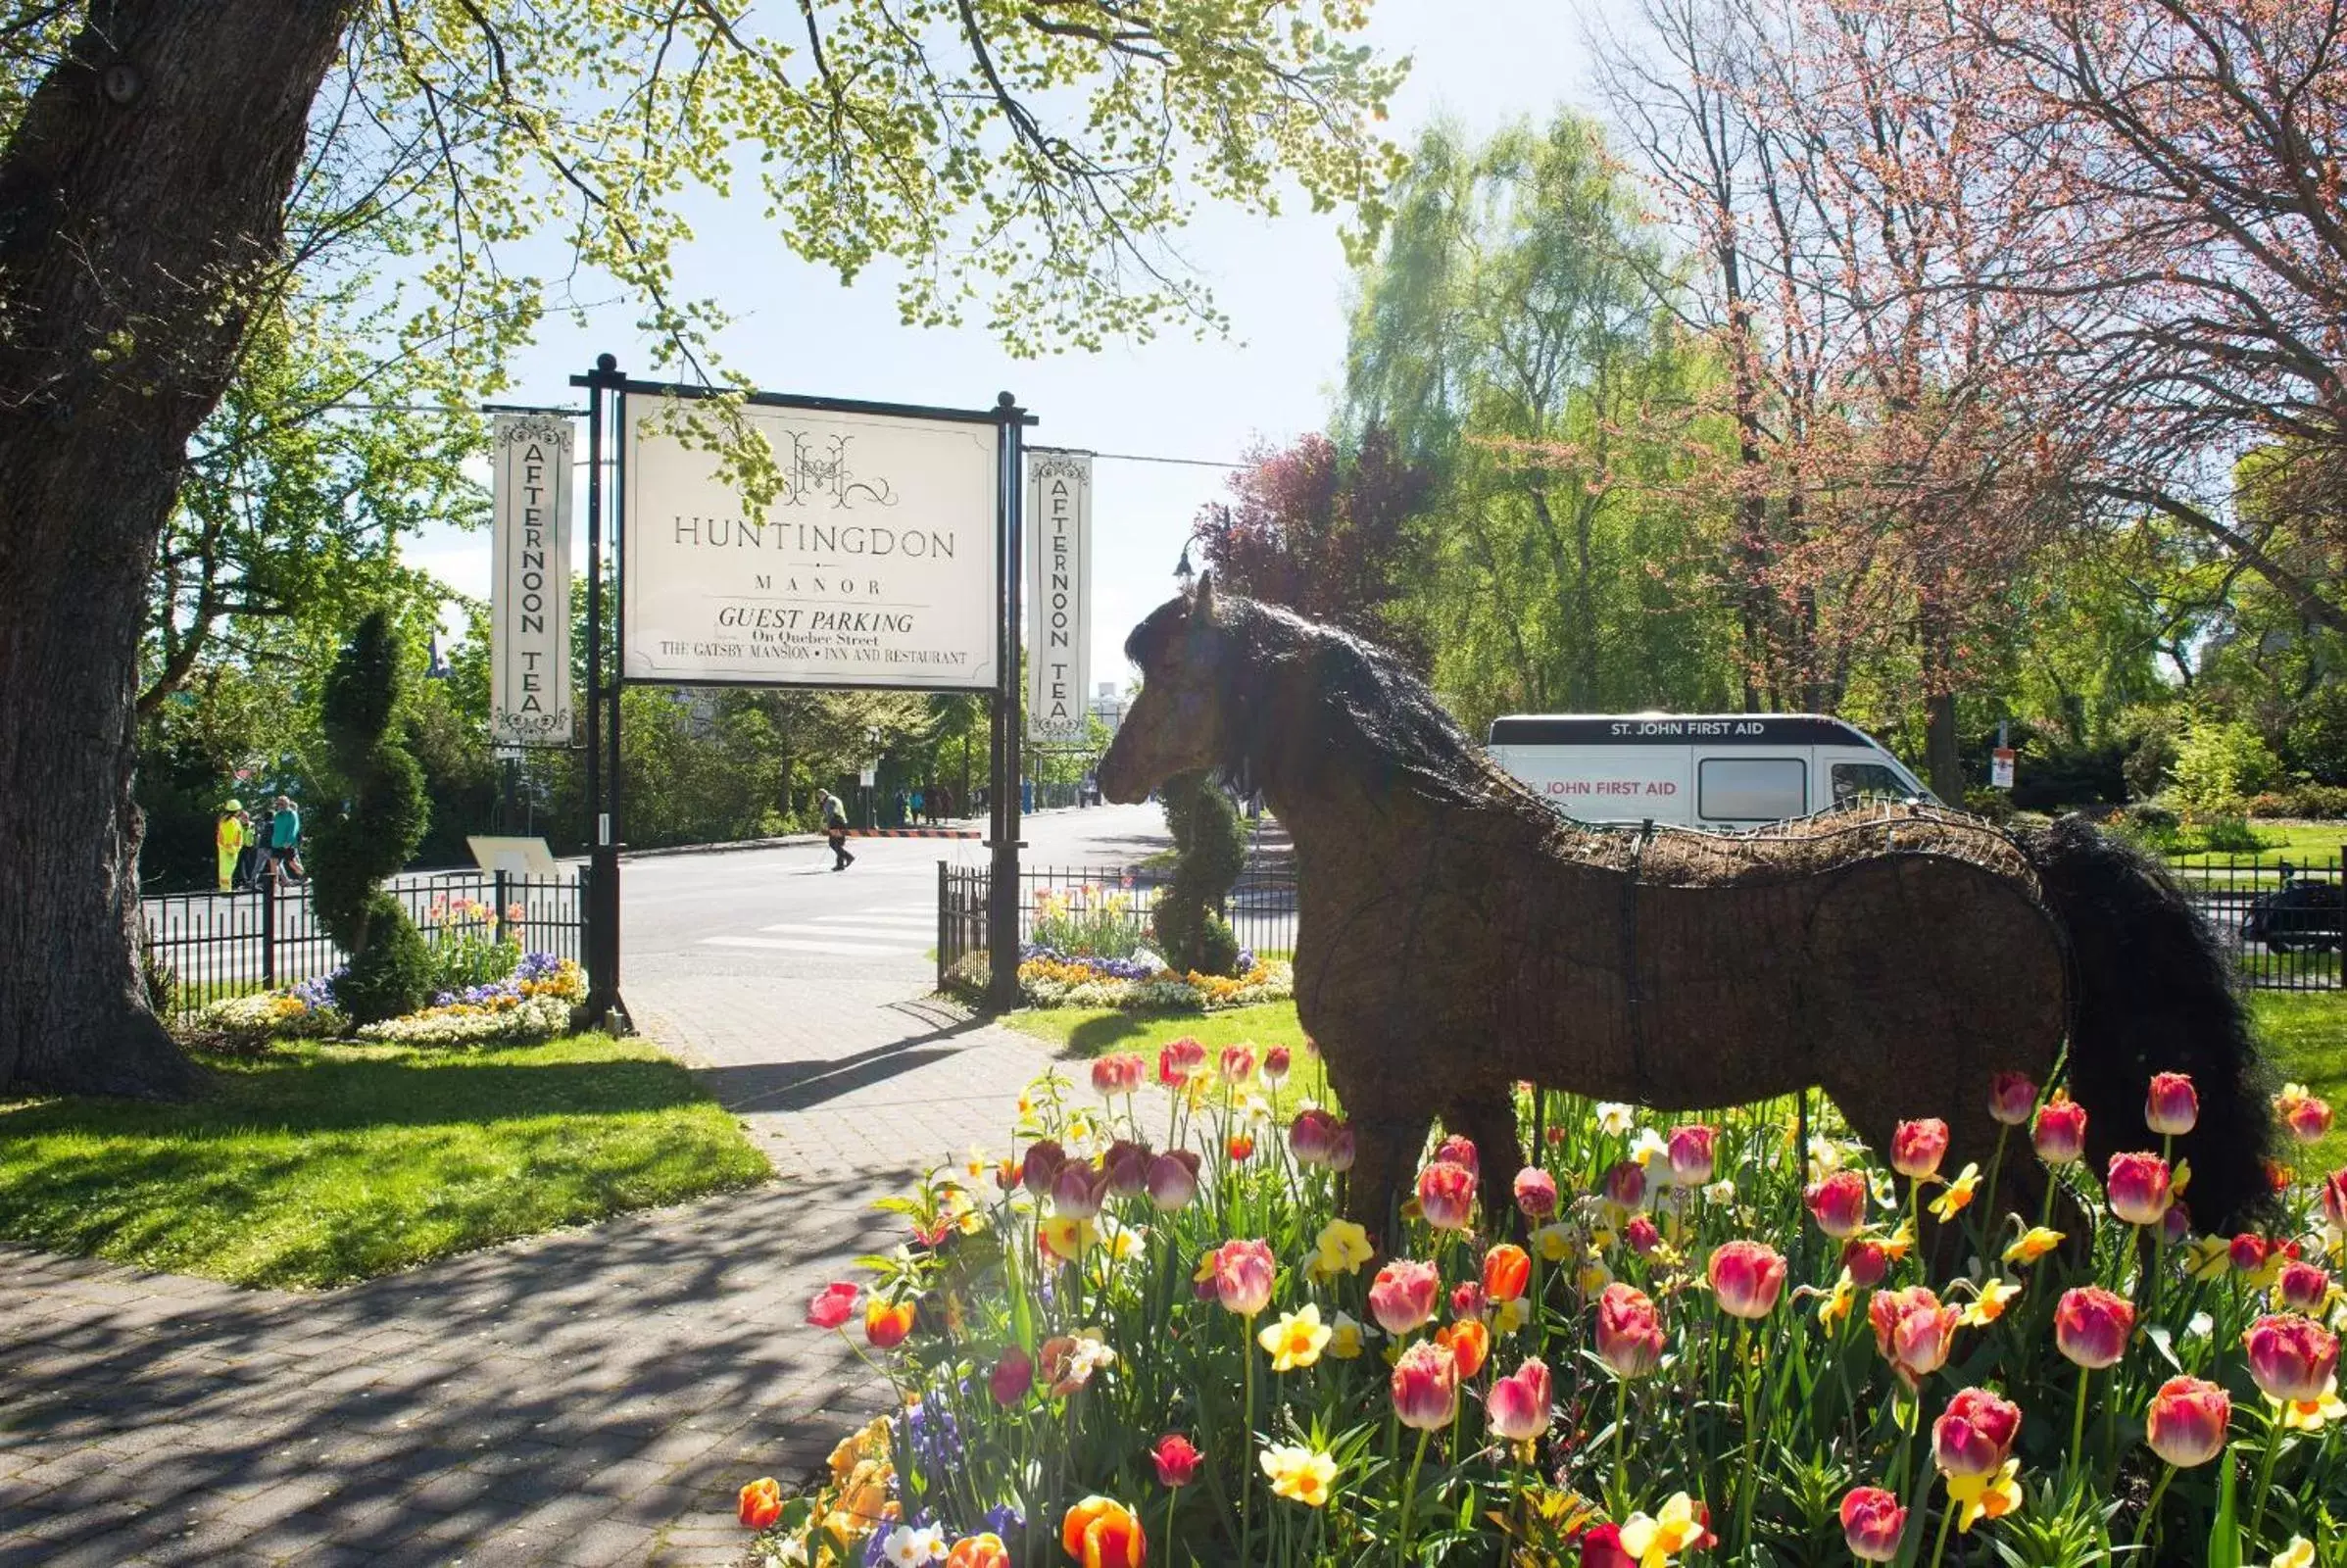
[[2240, 874, 2343, 955]]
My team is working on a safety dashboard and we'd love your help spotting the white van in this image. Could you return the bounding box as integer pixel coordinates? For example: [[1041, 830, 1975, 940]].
[[1487, 713, 1933, 829]]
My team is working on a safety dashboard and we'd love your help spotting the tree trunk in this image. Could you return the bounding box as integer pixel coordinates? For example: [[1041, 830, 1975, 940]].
[[0, 1, 355, 1097], [1926, 690, 1965, 806]]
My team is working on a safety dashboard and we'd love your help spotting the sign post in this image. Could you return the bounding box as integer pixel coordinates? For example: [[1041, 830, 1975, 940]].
[[988, 395, 1029, 1010]]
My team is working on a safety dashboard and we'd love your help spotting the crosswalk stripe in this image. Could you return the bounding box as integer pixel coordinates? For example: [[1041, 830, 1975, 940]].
[[702, 936, 919, 956], [856, 907, 935, 917], [756, 922, 926, 941]]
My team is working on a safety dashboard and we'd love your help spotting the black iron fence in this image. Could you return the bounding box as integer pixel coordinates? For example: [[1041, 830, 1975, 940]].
[[2172, 854, 2342, 992], [937, 862, 1299, 991], [139, 870, 587, 1016]]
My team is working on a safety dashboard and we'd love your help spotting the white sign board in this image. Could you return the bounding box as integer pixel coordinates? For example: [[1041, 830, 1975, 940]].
[[1990, 747, 2016, 790], [622, 398, 998, 689], [1025, 450, 1092, 744], [490, 415, 576, 746]]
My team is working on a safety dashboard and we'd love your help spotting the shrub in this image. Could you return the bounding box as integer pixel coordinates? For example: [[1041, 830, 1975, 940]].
[[1154, 772, 1246, 977], [1961, 786, 2017, 824], [2242, 784, 2347, 820], [309, 612, 432, 1025], [2172, 713, 2284, 810]]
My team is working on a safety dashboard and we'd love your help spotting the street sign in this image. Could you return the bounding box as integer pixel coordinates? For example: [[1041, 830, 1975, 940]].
[[859, 764, 878, 788], [1990, 747, 2016, 790]]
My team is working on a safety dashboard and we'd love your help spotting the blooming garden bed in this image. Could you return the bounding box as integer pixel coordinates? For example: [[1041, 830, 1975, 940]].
[[947, 948, 1295, 1012], [743, 1039, 2347, 1566], [186, 953, 586, 1051]]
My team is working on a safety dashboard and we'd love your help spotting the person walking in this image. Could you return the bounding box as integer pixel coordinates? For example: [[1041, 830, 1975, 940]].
[[910, 785, 927, 825], [215, 800, 245, 892], [269, 795, 304, 882], [823, 790, 855, 870]]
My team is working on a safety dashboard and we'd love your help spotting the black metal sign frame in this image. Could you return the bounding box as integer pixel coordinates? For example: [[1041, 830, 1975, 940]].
[[567, 357, 1036, 1023]]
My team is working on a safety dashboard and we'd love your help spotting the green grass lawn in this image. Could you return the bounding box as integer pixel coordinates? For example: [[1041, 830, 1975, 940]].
[[0, 1034, 770, 1289], [2167, 819, 2347, 870], [1005, 995, 2346, 1168]]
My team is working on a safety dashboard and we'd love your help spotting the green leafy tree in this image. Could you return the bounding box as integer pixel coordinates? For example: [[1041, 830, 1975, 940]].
[[309, 611, 433, 1025], [0, 2, 1401, 1097], [1154, 772, 1246, 977]]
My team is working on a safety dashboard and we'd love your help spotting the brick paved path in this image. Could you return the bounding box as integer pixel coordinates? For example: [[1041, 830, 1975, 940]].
[[0, 978, 1082, 1567]]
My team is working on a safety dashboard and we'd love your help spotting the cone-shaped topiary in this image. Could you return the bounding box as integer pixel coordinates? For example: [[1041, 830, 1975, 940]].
[[1154, 770, 1247, 976], [309, 610, 432, 1024]]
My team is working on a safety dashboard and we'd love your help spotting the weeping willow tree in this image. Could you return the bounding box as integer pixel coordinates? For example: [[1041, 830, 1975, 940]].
[[1342, 114, 1739, 734]]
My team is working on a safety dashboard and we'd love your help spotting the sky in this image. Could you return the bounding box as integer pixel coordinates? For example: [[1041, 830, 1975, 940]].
[[411, 0, 1613, 691]]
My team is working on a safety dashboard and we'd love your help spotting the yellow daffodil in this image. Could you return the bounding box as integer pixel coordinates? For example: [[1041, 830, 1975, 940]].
[[962, 1145, 989, 1184], [1882, 1218, 1917, 1263], [1945, 1457, 2024, 1533], [2173, 1158, 2192, 1197], [2002, 1226, 2065, 1265], [1807, 1135, 1844, 1181], [1618, 1492, 1710, 1566], [1493, 1295, 1532, 1336], [1595, 1102, 1636, 1136], [1589, 1226, 1618, 1252], [1534, 1223, 1574, 1263], [1959, 1278, 2022, 1328], [2270, 1537, 2316, 1568], [1311, 1219, 1374, 1279], [1259, 1443, 1337, 1507], [1929, 1162, 1981, 1222], [2274, 1384, 2346, 1432], [1816, 1269, 1857, 1330], [1328, 1310, 1367, 1360], [1629, 1129, 1671, 1168], [1097, 1215, 1148, 1262], [1577, 1258, 1613, 1297], [1040, 1216, 1098, 1261], [1257, 1302, 1333, 1372], [2184, 1236, 2234, 1282]]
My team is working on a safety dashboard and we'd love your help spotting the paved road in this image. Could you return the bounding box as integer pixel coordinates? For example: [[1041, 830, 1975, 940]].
[[3, 806, 1180, 1568]]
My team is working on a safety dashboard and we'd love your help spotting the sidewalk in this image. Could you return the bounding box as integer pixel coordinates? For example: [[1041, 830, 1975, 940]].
[[0, 976, 1083, 1566]]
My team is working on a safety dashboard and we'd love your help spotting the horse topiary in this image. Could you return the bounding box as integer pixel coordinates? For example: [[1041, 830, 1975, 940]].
[[1096, 575, 2275, 1236]]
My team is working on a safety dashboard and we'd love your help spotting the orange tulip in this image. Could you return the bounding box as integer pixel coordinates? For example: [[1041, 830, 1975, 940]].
[[1483, 1243, 1532, 1303], [737, 1476, 783, 1531], [949, 1534, 1011, 1568], [1061, 1495, 1147, 1568], [864, 1296, 916, 1349], [1439, 1316, 1491, 1378]]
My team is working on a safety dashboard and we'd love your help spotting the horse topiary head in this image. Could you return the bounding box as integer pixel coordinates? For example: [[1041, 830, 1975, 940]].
[[1098, 573, 1238, 804]]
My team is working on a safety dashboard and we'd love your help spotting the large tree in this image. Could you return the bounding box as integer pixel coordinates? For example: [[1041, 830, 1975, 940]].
[[0, 2, 1401, 1097]]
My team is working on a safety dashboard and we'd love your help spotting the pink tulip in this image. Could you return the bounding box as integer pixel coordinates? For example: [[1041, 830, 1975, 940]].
[[1263, 1045, 1292, 1086], [2052, 1287, 2134, 1370], [1367, 1258, 1442, 1336], [1987, 1071, 2037, 1127], [1602, 1159, 1646, 1211], [990, 1347, 1033, 1405], [2145, 1071, 2198, 1136], [2163, 1200, 2193, 1246], [1435, 1134, 1480, 1174], [1708, 1240, 1787, 1319], [1157, 1037, 1206, 1084], [1090, 1054, 1143, 1098], [1151, 1433, 1203, 1488], [1218, 1044, 1256, 1083], [2242, 1313, 2340, 1404], [1487, 1356, 1553, 1442], [1595, 1283, 1665, 1379], [1667, 1124, 1716, 1187], [1870, 1286, 1961, 1389], [807, 1282, 860, 1330], [2281, 1093, 2333, 1145], [1838, 1487, 1907, 1563], [2229, 1233, 2272, 1275], [1624, 1215, 1662, 1256], [2323, 1169, 2347, 1234], [1804, 1170, 1869, 1238], [1842, 1237, 1890, 1288], [2107, 1152, 2173, 1226], [1327, 1125, 1356, 1172], [1051, 1159, 1108, 1220], [1889, 1119, 1948, 1180], [1513, 1166, 1559, 1220], [1102, 1139, 1151, 1198], [1208, 1238, 1275, 1317], [2145, 1376, 2230, 1467], [1289, 1109, 1341, 1167], [1451, 1280, 1488, 1320], [1418, 1160, 1478, 1231], [2033, 1096, 2087, 1164], [1021, 1138, 1067, 1196], [1391, 1340, 1460, 1431], [1146, 1150, 1200, 1211], [1932, 1388, 2021, 1479], [2276, 1260, 2332, 1314]]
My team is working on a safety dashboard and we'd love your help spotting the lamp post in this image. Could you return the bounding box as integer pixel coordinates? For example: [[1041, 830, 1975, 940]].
[[864, 724, 882, 830], [1175, 542, 1196, 592]]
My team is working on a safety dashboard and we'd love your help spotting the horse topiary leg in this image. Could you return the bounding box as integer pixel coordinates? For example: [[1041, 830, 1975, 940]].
[[1444, 1093, 1526, 1234], [1343, 1107, 1435, 1244]]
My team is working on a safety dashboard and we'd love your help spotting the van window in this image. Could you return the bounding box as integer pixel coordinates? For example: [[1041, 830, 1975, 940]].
[[1699, 758, 1805, 821], [1832, 762, 1912, 806]]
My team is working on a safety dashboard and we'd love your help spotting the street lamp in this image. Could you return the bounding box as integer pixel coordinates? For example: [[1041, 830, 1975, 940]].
[[1174, 543, 1196, 591]]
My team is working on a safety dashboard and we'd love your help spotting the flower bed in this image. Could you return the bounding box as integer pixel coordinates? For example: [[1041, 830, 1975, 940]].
[[355, 954, 585, 1047], [949, 948, 1294, 1012], [187, 989, 345, 1053], [743, 1050, 2347, 1566]]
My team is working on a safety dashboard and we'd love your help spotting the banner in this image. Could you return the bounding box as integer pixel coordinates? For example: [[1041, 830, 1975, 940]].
[[1025, 449, 1093, 744], [622, 398, 998, 688], [490, 415, 575, 746]]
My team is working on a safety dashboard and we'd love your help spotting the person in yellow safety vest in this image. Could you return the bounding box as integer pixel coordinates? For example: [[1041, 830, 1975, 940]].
[[216, 800, 245, 891]]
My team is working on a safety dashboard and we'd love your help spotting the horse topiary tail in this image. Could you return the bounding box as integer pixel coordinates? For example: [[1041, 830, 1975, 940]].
[[2018, 814, 2276, 1232]]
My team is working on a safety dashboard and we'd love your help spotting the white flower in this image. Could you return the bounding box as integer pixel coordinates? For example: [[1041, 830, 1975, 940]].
[[1629, 1129, 1671, 1169], [1595, 1102, 1636, 1136], [1702, 1179, 1736, 1205], [1806, 1136, 1843, 1181], [882, 1524, 947, 1565]]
